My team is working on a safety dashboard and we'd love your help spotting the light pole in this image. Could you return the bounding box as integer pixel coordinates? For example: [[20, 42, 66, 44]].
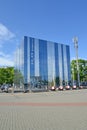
[[72, 68, 74, 86], [73, 37, 80, 87]]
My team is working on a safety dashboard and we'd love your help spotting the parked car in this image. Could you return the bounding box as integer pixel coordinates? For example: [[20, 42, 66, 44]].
[[65, 85, 71, 90], [78, 85, 84, 89], [23, 88, 29, 93], [58, 86, 64, 91], [72, 85, 77, 90], [80, 82, 87, 89], [82, 85, 87, 89], [50, 86, 56, 91], [1, 84, 13, 93], [1, 85, 5, 91]]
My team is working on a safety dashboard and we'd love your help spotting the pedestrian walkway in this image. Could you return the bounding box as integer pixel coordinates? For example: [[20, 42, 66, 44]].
[[0, 90, 87, 130]]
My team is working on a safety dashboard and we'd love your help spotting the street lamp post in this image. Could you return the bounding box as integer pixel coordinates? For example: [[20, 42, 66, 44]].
[[73, 37, 80, 87], [72, 68, 74, 86]]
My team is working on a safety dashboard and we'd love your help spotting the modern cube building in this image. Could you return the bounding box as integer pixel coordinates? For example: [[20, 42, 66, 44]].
[[14, 36, 71, 90]]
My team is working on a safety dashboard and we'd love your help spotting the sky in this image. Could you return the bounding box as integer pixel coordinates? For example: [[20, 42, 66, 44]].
[[0, 0, 87, 66]]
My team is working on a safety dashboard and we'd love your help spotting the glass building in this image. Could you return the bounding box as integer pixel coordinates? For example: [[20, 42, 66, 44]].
[[14, 36, 71, 90]]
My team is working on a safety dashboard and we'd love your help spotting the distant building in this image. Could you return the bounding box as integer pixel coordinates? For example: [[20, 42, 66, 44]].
[[14, 36, 71, 90]]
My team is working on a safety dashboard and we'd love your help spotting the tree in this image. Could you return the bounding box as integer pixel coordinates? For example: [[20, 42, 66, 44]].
[[0, 67, 14, 85], [71, 59, 87, 82], [14, 69, 24, 87]]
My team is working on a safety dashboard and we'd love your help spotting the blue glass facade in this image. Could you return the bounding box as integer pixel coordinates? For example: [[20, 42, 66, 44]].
[[39, 39, 48, 81], [54, 43, 59, 78], [15, 36, 71, 88], [30, 38, 35, 77]]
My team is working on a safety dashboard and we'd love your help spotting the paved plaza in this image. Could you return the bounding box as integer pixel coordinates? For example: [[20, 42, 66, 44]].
[[0, 89, 87, 130]]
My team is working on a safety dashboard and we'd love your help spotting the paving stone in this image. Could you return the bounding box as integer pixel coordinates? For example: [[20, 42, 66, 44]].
[[0, 90, 87, 130]]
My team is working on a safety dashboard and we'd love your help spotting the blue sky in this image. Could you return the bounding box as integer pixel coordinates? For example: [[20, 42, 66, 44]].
[[0, 0, 87, 66]]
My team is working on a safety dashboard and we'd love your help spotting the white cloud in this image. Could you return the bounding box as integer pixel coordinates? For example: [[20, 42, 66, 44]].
[[0, 52, 11, 58], [0, 23, 15, 41], [0, 23, 16, 67], [0, 57, 14, 67], [70, 57, 76, 61], [0, 52, 14, 67]]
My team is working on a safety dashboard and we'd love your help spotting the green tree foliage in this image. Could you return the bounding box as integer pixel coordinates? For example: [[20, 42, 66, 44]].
[[71, 59, 87, 82], [0, 67, 14, 85], [14, 69, 24, 87]]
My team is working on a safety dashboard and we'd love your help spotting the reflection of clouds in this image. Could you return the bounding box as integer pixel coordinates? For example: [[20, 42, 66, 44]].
[[58, 44, 63, 84], [47, 41, 55, 82], [35, 39, 39, 76]]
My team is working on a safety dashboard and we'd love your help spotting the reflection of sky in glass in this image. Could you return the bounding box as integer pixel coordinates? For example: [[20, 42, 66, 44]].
[[58, 43, 63, 84], [27, 37, 30, 83], [35, 39, 39, 77], [15, 36, 71, 85], [47, 41, 55, 82]]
